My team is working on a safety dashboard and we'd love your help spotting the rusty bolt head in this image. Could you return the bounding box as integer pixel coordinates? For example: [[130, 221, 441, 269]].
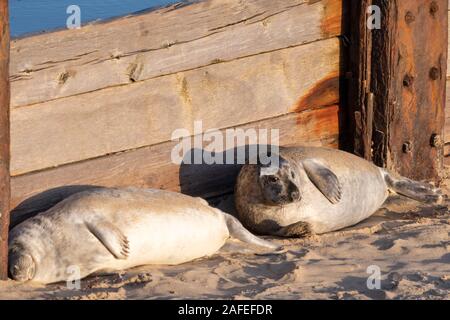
[[430, 134, 443, 148], [403, 74, 414, 88], [405, 11, 415, 24], [403, 141, 412, 153], [430, 2, 439, 16], [429, 67, 440, 80]]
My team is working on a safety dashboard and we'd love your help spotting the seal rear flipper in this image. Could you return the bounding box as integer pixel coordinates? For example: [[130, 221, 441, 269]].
[[302, 159, 342, 204], [275, 221, 313, 238], [85, 221, 130, 259], [382, 169, 444, 204], [223, 213, 282, 252]]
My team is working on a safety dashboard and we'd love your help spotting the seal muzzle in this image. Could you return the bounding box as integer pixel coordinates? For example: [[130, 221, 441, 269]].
[[9, 251, 36, 282]]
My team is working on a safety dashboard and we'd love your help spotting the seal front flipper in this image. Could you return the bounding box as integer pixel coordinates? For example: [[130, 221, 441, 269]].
[[302, 159, 342, 204], [85, 221, 130, 259], [275, 221, 313, 238], [382, 169, 444, 204]]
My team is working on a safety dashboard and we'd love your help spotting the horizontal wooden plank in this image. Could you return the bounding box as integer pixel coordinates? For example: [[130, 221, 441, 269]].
[[10, 105, 340, 225], [11, 38, 341, 175], [10, 0, 343, 107]]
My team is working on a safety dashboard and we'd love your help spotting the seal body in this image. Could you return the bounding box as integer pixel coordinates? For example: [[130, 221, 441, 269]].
[[235, 146, 442, 236], [9, 188, 276, 284]]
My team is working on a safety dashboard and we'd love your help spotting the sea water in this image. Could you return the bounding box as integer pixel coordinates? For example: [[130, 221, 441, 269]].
[[9, 0, 184, 38]]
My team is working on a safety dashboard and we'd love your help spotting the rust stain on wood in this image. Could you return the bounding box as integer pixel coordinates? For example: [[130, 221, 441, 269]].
[[320, 0, 343, 38], [290, 72, 339, 113], [295, 104, 340, 133]]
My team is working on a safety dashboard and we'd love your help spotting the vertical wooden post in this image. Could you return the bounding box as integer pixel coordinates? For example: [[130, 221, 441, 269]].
[[0, 0, 10, 280], [348, 0, 448, 181], [346, 0, 373, 161]]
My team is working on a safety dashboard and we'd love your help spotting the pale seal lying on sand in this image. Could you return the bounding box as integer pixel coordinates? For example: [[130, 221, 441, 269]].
[[235, 146, 444, 237], [9, 188, 278, 284]]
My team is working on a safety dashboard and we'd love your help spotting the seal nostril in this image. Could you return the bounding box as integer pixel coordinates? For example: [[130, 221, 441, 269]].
[[291, 191, 300, 201]]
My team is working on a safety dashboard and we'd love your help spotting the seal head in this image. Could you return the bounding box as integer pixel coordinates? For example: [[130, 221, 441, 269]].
[[9, 248, 36, 282], [258, 156, 301, 205]]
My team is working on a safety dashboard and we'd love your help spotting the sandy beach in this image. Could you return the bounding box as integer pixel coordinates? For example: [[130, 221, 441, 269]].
[[0, 167, 448, 300]]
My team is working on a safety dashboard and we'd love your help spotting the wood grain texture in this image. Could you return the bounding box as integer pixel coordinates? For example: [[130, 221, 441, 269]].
[[10, 105, 341, 225], [0, 0, 10, 280], [371, 0, 447, 181], [442, 2, 448, 156], [11, 38, 341, 175], [10, 0, 343, 107], [445, 8, 449, 155], [345, 0, 373, 160], [446, 81, 450, 153], [447, 9, 450, 76]]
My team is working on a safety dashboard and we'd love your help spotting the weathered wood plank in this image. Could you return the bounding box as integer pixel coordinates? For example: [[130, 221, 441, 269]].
[[447, 9, 450, 76], [10, 0, 343, 107], [371, 0, 447, 181], [11, 38, 341, 175], [345, 0, 373, 160], [446, 122, 450, 147], [10, 105, 341, 225], [0, 0, 10, 280], [446, 80, 450, 150]]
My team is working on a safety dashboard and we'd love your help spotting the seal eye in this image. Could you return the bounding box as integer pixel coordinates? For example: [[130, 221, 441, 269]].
[[268, 176, 279, 183], [291, 171, 295, 179]]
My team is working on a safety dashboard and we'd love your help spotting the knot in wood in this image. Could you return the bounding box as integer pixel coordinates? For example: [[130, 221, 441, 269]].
[[402, 74, 414, 88], [429, 67, 440, 80], [402, 141, 412, 153], [405, 11, 415, 24], [430, 2, 439, 17], [430, 134, 443, 148], [58, 71, 70, 85]]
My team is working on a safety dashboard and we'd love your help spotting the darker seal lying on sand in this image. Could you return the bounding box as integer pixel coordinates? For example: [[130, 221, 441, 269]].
[[235, 146, 444, 237]]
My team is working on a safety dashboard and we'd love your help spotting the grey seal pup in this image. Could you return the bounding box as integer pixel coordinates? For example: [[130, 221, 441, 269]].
[[235, 146, 444, 237], [9, 187, 279, 284]]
